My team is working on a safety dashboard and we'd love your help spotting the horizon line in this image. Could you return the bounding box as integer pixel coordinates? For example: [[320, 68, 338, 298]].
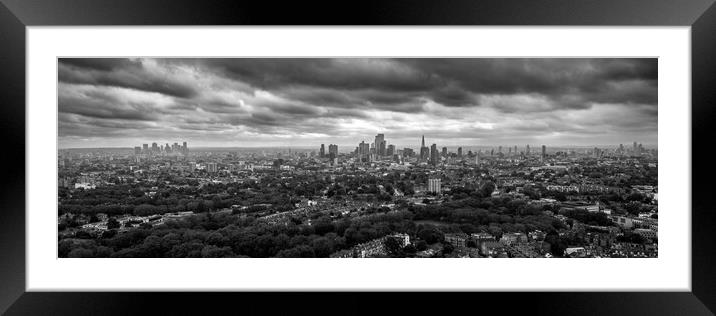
[[59, 143, 659, 150]]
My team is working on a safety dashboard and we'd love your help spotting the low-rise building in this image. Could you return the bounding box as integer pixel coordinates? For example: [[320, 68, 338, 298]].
[[471, 232, 495, 242], [444, 233, 468, 248], [564, 247, 587, 257], [634, 228, 657, 240], [387, 233, 410, 248], [500, 232, 528, 245], [480, 240, 505, 256], [612, 216, 635, 229]]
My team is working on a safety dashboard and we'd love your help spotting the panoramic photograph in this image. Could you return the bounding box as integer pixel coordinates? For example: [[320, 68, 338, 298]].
[[57, 58, 658, 258]]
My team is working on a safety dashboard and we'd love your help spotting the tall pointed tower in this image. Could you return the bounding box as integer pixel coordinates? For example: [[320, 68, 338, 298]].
[[421, 135, 425, 148]]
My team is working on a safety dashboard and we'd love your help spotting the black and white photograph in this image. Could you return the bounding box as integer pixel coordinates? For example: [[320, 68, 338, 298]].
[[57, 58, 658, 258]]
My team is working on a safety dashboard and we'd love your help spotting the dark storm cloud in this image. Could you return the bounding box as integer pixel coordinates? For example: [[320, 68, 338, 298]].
[[275, 86, 427, 113], [59, 58, 198, 98], [58, 115, 156, 138], [59, 89, 159, 121], [178, 58, 657, 111], [322, 108, 371, 119], [197, 58, 439, 92], [253, 99, 323, 116], [396, 58, 657, 109], [61, 58, 140, 71], [57, 58, 657, 148]]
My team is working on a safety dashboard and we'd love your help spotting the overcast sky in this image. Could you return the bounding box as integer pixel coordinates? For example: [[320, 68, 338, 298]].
[[58, 58, 657, 149]]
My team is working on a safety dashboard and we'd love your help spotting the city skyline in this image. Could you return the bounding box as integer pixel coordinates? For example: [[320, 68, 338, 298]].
[[59, 58, 657, 148], [60, 137, 657, 152]]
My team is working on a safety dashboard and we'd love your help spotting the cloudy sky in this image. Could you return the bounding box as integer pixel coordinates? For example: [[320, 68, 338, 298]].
[[58, 58, 657, 149]]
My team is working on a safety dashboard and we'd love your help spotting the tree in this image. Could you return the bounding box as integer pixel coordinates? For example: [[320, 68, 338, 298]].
[[553, 192, 567, 202], [522, 186, 541, 200], [67, 248, 95, 258], [442, 243, 454, 255], [58, 239, 75, 257], [415, 240, 428, 251], [384, 237, 404, 257], [201, 245, 235, 257], [544, 232, 566, 257], [101, 230, 117, 239], [134, 204, 158, 216], [624, 201, 643, 215], [617, 232, 647, 244], [417, 226, 443, 244], [107, 217, 120, 229], [276, 245, 315, 257], [311, 237, 334, 257], [96, 246, 113, 257], [487, 226, 503, 239], [478, 181, 496, 198]]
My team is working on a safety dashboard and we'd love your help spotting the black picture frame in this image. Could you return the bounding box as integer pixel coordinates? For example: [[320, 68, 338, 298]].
[[1, 0, 715, 314]]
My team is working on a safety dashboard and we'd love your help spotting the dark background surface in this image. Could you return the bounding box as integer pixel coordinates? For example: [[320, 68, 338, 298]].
[[2, 292, 715, 316], [692, 0, 716, 309], [1, 0, 714, 315], [0, 0, 713, 25]]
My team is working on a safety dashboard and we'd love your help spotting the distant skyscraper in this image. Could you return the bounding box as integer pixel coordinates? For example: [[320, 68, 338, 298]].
[[442, 147, 448, 157], [359, 141, 370, 157], [420, 135, 429, 162], [328, 144, 338, 156], [142, 144, 149, 153], [430, 144, 439, 165], [134, 146, 141, 155], [207, 162, 218, 173], [320, 144, 325, 158], [151, 142, 158, 152], [375, 134, 386, 156], [498, 146, 502, 154], [541, 145, 547, 162], [183, 142, 188, 153], [457, 147, 463, 158], [526, 145, 531, 155], [387, 144, 395, 156]]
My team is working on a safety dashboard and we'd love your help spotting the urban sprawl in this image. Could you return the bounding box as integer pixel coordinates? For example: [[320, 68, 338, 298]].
[[58, 135, 657, 258]]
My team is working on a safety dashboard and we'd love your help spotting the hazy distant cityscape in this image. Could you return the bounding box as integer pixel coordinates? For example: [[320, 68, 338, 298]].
[[58, 58, 657, 258]]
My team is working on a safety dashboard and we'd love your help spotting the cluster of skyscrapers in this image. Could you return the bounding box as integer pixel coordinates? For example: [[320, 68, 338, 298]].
[[314, 133, 652, 169], [317, 133, 555, 166], [319, 144, 339, 163], [616, 142, 646, 156], [134, 141, 188, 155]]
